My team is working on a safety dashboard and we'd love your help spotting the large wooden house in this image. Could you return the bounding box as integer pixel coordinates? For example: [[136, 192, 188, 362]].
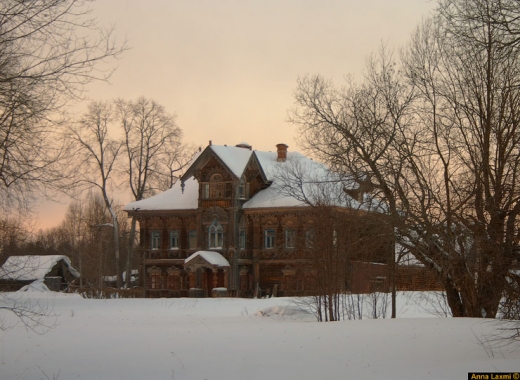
[[125, 142, 395, 298]]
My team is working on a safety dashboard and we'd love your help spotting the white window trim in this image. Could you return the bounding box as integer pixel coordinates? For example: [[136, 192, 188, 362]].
[[151, 230, 161, 250], [285, 228, 296, 249], [208, 221, 224, 249], [264, 229, 275, 249], [239, 229, 246, 250], [169, 230, 179, 250], [188, 230, 197, 250]]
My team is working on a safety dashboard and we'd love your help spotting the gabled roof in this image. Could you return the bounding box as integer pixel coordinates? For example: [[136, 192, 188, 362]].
[[182, 144, 254, 182], [0, 255, 80, 281], [208, 145, 253, 179]]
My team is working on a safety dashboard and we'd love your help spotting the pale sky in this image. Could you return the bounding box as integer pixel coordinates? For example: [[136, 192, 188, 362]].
[[36, 0, 436, 229]]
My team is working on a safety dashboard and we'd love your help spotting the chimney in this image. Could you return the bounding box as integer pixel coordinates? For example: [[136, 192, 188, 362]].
[[276, 143, 288, 162]]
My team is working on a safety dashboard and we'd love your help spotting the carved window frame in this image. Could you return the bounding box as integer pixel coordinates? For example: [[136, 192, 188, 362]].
[[208, 221, 224, 249]]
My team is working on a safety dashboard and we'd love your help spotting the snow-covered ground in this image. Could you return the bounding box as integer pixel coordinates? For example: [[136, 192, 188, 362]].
[[0, 290, 519, 380]]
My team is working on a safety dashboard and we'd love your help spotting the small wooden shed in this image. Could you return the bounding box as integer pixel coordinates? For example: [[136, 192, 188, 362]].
[[0, 255, 80, 292]]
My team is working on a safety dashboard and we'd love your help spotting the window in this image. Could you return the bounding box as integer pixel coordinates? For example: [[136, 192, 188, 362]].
[[188, 230, 197, 250], [152, 273, 162, 289], [239, 229, 246, 250], [264, 229, 275, 249], [238, 176, 246, 199], [151, 230, 161, 250], [208, 221, 224, 249], [210, 174, 225, 198], [225, 182, 232, 198], [148, 266, 162, 289], [306, 229, 315, 249], [169, 230, 179, 250], [202, 183, 210, 199], [285, 228, 296, 249], [333, 230, 338, 248]]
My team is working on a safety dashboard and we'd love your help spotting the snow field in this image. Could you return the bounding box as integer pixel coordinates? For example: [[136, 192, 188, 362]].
[[0, 292, 519, 379]]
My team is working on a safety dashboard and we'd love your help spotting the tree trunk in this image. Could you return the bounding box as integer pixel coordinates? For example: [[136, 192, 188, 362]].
[[125, 216, 137, 288]]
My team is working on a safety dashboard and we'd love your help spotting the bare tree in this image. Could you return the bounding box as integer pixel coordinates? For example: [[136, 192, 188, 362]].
[[69, 101, 124, 288], [0, 217, 30, 262], [290, 0, 520, 318], [289, 46, 414, 318], [115, 97, 194, 287], [0, 0, 126, 215], [273, 157, 394, 321], [401, 0, 520, 318]]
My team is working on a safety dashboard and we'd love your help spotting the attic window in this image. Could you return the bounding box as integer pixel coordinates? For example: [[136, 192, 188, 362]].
[[210, 174, 225, 198]]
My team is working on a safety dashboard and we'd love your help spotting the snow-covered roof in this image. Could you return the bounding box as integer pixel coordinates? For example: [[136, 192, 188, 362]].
[[396, 243, 424, 267], [124, 143, 380, 212], [0, 255, 80, 281], [124, 177, 199, 211], [185, 251, 230, 267], [244, 151, 362, 209], [209, 145, 253, 178]]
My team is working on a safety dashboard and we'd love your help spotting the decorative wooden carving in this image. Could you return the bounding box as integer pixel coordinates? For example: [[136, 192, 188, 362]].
[[251, 215, 261, 227], [281, 214, 298, 227], [166, 217, 182, 229], [261, 214, 278, 226], [238, 214, 247, 229], [182, 215, 198, 229], [167, 267, 181, 276], [147, 266, 162, 275], [281, 265, 297, 276], [202, 206, 228, 225], [299, 214, 314, 227], [201, 166, 233, 182], [149, 217, 163, 229]]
